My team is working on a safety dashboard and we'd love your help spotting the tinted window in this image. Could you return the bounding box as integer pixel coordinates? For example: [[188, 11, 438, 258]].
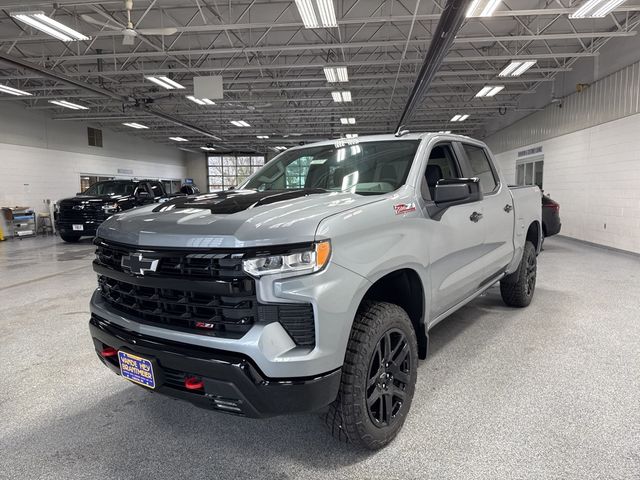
[[463, 144, 497, 193], [83, 181, 132, 196], [150, 182, 164, 196], [425, 144, 460, 199]]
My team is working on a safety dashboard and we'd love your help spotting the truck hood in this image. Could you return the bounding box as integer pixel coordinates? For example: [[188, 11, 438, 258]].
[[59, 194, 128, 205], [97, 189, 384, 248]]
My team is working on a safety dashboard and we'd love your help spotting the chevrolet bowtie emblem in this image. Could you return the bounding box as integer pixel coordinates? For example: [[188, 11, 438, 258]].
[[121, 253, 159, 275]]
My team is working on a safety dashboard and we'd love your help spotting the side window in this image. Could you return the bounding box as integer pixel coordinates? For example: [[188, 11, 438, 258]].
[[424, 143, 460, 199], [462, 144, 498, 193], [150, 182, 164, 196]]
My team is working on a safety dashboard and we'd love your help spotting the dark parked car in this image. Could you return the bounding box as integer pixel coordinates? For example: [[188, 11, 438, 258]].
[[55, 179, 167, 242], [542, 194, 561, 239]]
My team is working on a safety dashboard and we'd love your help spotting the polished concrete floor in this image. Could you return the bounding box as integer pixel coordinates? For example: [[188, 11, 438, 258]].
[[1, 235, 639, 480]]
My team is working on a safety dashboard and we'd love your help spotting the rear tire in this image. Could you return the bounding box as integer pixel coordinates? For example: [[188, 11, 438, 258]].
[[324, 301, 418, 450], [500, 240, 537, 307], [60, 233, 81, 243]]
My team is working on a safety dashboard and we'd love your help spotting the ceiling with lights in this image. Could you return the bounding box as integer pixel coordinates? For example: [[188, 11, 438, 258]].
[[0, 0, 639, 154]]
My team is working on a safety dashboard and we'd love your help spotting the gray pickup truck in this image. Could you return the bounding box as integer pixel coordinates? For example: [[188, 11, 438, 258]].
[[89, 133, 541, 449]]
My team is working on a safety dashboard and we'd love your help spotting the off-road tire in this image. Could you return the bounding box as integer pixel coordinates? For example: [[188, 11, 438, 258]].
[[500, 240, 537, 307], [324, 301, 418, 450], [60, 233, 81, 243]]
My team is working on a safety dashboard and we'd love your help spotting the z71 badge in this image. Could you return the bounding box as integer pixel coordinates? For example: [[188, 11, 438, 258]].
[[393, 203, 417, 215]]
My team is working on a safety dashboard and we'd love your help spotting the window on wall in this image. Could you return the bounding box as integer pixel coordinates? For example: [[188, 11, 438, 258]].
[[80, 175, 114, 192], [516, 157, 544, 189], [208, 154, 265, 191]]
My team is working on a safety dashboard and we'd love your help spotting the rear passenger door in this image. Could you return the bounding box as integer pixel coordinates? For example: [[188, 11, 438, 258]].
[[458, 143, 514, 277], [421, 142, 488, 320]]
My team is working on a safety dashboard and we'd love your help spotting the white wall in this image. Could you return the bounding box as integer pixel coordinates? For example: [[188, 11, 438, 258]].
[[0, 103, 186, 211], [493, 113, 640, 254]]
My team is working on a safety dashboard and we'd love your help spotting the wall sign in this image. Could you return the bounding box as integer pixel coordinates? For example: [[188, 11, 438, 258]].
[[517, 146, 543, 158], [117, 168, 133, 174]]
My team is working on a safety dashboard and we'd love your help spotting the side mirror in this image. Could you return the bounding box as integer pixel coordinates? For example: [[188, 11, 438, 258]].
[[427, 178, 482, 219]]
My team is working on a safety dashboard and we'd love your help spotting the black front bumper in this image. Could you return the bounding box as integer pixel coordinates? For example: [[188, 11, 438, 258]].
[[90, 315, 341, 418]]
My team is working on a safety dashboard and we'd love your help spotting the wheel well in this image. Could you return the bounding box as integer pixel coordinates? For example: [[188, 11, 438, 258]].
[[362, 268, 428, 359], [527, 221, 541, 251]]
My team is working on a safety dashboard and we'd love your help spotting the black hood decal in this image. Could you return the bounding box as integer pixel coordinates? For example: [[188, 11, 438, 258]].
[[153, 189, 328, 214]]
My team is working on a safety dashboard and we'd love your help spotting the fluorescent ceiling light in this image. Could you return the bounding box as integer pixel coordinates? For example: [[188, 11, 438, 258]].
[[295, 0, 338, 28], [145, 76, 185, 90], [169, 137, 188, 142], [331, 91, 352, 103], [438, 131, 452, 134], [499, 60, 536, 77], [11, 11, 90, 41], [451, 114, 469, 122], [475, 85, 504, 97], [345, 133, 358, 138], [48, 100, 89, 110], [201, 146, 216, 151], [186, 95, 214, 106], [122, 122, 149, 129], [230, 120, 250, 127], [324, 66, 349, 83], [459, 114, 470, 121], [275, 146, 288, 151], [340, 117, 356, 125], [317, 0, 338, 27], [569, 0, 627, 18], [0, 84, 32, 96], [466, 0, 502, 17], [257, 135, 270, 139]]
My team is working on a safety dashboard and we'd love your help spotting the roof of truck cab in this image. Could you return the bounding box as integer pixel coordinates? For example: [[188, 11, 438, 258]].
[[284, 132, 477, 151]]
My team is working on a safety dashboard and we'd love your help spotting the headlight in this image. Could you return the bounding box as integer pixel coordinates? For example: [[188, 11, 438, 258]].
[[102, 203, 119, 213], [242, 241, 331, 277]]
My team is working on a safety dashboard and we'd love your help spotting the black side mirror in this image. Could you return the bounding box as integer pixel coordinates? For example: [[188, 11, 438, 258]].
[[427, 178, 482, 219]]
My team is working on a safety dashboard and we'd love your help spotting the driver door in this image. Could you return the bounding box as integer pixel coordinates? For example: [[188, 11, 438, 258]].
[[420, 142, 487, 322]]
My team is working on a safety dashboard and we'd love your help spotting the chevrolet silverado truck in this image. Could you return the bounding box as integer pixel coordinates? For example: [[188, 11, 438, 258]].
[[89, 133, 541, 449], [55, 179, 166, 242]]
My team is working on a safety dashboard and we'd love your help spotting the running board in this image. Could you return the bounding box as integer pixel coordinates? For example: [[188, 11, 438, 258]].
[[428, 271, 506, 330]]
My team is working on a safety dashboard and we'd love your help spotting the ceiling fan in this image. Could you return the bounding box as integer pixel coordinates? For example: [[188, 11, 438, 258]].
[[81, 0, 177, 45]]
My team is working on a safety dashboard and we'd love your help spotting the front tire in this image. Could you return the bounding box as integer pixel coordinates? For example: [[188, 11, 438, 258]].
[[324, 301, 418, 449], [500, 240, 537, 307]]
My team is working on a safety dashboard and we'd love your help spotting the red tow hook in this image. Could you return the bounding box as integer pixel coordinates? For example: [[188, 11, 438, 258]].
[[100, 347, 118, 358], [184, 377, 204, 391]]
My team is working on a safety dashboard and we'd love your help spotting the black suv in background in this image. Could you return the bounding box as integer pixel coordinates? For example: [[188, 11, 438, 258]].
[[55, 179, 166, 242], [542, 194, 561, 239]]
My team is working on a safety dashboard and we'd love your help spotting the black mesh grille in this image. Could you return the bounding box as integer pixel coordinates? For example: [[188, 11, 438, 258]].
[[94, 239, 315, 346], [58, 203, 108, 223]]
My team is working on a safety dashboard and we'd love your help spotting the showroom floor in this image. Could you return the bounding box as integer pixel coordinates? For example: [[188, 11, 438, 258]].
[[0, 236, 638, 480]]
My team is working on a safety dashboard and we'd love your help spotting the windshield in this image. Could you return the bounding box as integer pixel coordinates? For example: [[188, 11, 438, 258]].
[[242, 140, 420, 195], [83, 181, 134, 196]]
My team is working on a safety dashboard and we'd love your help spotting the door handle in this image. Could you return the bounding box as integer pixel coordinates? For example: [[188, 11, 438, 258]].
[[504, 204, 513, 213], [470, 211, 483, 223]]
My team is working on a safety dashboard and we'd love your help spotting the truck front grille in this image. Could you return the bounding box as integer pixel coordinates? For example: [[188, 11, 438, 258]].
[[58, 203, 108, 223], [94, 239, 315, 346]]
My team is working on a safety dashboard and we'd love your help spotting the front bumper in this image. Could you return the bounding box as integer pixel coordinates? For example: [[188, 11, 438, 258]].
[[56, 220, 101, 236], [90, 315, 342, 417]]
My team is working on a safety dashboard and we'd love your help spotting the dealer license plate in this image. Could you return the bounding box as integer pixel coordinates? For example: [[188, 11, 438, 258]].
[[118, 351, 155, 389], [72, 224, 84, 231]]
